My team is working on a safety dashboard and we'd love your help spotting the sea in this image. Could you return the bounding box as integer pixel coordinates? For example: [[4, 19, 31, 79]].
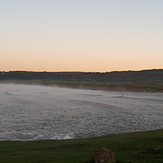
[[0, 83, 162, 141]]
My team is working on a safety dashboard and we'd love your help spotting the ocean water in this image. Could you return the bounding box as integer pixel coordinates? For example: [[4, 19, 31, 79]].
[[0, 83, 162, 141]]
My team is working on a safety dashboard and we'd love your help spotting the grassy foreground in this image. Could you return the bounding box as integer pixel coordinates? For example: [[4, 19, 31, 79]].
[[0, 129, 163, 163]]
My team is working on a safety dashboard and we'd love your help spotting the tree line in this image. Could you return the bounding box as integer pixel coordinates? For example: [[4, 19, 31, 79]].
[[0, 69, 163, 82]]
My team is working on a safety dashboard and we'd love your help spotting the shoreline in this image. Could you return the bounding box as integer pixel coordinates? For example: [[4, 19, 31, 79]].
[[0, 128, 162, 142], [0, 79, 163, 93]]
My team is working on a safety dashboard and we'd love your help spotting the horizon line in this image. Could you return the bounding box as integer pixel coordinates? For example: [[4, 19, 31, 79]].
[[1, 68, 163, 73]]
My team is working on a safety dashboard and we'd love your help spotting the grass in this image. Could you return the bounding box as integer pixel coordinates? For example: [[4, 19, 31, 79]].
[[0, 129, 163, 163]]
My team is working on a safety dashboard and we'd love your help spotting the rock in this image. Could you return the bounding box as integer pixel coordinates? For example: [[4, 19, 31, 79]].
[[148, 146, 163, 154], [92, 148, 116, 163]]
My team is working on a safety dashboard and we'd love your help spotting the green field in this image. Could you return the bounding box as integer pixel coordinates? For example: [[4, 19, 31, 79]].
[[0, 129, 163, 163]]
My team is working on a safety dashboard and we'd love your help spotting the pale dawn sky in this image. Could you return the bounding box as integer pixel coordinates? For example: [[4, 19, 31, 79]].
[[0, 0, 163, 72]]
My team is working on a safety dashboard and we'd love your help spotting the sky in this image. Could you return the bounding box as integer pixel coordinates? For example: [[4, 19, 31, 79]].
[[0, 0, 163, 72]]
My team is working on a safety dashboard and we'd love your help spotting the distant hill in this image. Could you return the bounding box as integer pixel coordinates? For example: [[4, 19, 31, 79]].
[[0, 69, 163, 82]]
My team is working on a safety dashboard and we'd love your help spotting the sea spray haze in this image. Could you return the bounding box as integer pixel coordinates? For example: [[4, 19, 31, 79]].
[[0, 83, 163, 141]]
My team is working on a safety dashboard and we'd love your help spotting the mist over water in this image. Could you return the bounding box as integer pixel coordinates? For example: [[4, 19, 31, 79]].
[[0, 83, 163, 141]]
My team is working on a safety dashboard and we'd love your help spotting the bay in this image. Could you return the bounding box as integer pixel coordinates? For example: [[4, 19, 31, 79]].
[[0, 83, 162, 141]]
